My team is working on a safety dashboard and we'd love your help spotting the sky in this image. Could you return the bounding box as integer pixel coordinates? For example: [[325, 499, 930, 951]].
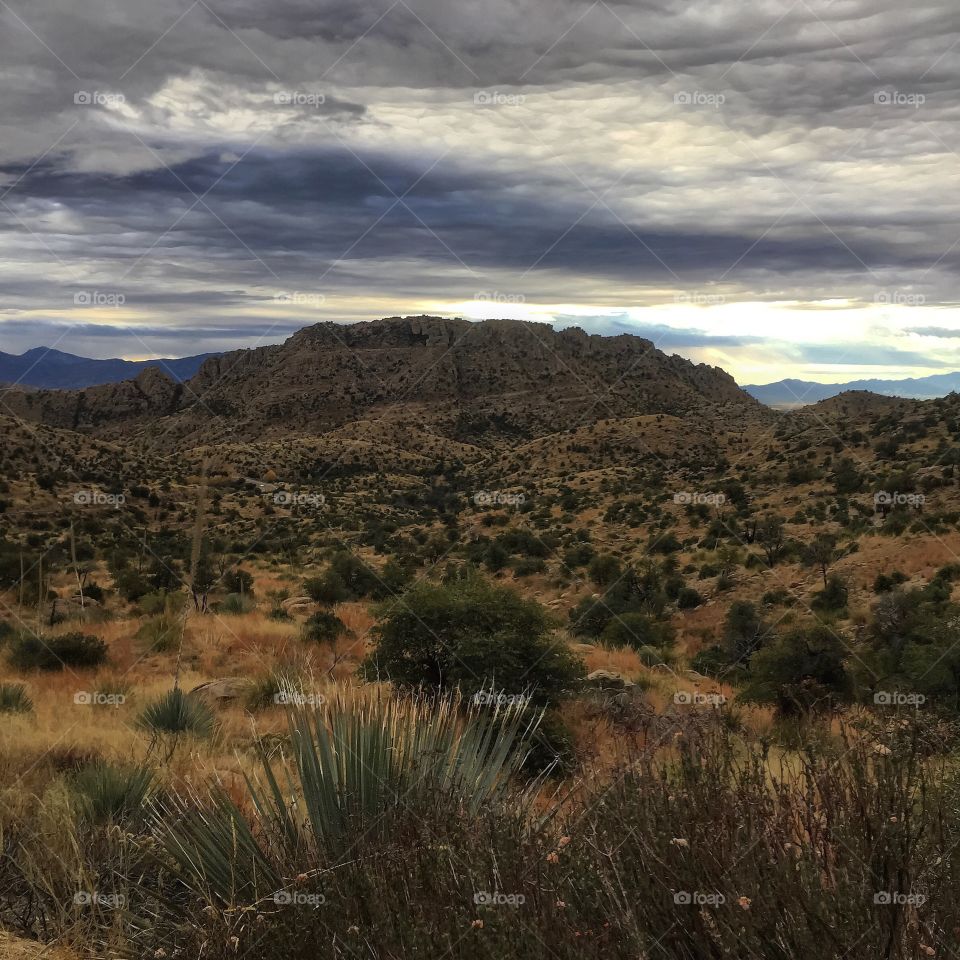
[[0, 0, 959, 385]]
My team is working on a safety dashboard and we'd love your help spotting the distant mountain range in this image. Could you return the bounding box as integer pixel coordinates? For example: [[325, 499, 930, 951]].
[[743, 372, 960, 409], [0, 347, 219, 390]]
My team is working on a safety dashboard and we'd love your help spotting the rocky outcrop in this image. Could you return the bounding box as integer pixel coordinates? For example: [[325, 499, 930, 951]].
[[9, 316, 767, 449]]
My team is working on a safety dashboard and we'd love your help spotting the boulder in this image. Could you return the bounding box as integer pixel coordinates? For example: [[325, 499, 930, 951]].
[[188, 677, 250, 703], [585, 669, 636, 690]]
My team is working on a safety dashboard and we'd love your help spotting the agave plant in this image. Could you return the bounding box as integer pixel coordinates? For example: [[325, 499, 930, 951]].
[[150, 690, 545, 906]]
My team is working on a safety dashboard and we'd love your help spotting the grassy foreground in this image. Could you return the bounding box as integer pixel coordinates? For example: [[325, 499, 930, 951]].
[[0, 687, 956, 960]]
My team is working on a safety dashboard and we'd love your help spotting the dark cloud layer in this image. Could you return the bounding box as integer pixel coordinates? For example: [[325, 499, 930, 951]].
[[0, 0, 958, 373]]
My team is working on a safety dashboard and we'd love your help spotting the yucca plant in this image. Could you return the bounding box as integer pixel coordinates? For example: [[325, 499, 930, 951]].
[[150, 690, 545, 906], [0, 681, 33, 713], [137, 688, 216, 739], [219, 592, 254, 616], [135, 612, 182, 654], [71, 763, 155, 826]]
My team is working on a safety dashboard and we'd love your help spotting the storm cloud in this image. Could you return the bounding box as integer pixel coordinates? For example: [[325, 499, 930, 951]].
[[0, 0, 958, 381]]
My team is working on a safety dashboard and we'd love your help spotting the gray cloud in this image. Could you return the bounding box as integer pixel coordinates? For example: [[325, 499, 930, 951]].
[[0, 0, 958, 373]]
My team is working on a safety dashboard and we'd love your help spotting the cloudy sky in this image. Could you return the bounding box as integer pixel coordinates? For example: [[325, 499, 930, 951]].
[[0, 0, 958, 384]]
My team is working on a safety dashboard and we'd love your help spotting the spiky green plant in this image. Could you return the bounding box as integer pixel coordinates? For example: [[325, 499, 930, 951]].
[[219, 592, 254, 616], [136, 688, 216, 738], [71, 763, 155, 825], [150, 690, 545, 906], [0, 681, 32, 713]]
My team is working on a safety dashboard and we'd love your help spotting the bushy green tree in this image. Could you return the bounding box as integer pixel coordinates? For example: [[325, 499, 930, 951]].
[[362, 573, 583, 706], [740, 623, 852, 716]]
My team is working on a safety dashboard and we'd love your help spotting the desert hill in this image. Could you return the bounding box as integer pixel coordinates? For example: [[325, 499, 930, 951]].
[[4, 316, 766, 452]]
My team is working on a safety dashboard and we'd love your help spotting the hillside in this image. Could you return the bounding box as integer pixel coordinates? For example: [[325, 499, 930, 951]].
[[5, 317, 767, 451]]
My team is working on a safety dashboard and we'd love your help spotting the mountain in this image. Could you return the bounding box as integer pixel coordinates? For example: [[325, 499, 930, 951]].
[[3, 316, 768, 453], [0, 347, 219, 390], [744, 371, 960, 409]]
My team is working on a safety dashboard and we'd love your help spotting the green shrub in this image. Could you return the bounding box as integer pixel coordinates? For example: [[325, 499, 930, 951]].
[[570, 565, 667, 637], [512, 557, 546, 577], [8, 631, 107, 671], [302, 610, 348, 646], [362, 573, 583, 707], [222, 567, 255, 596], [811, 574, 848, 614], [600, 613, 674, 650], [304, 571, 349, 604], [587, 553, 621, 586], [676, 586, 703, 609], [740, 623, 852, 716]]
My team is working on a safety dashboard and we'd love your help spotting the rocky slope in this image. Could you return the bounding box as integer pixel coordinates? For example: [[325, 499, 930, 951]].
[[3, 317, 767, 454]]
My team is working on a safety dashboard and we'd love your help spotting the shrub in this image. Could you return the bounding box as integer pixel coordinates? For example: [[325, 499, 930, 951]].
[[222, 567, 254, 597], [70, 763, 154, 825], [587, 553, 621, 586], [8, 631, 107, 671], [676, 586, 703, 609], [740, 623, 852, 716], [137, 688, 216, 738], [302, 610, 349, 646], [600, 613, 674, 650], [304, 571, 349, 604], [135, 612, 182, 654], [722, 601, 768, 665], [570, 565, 667, 637], [512, 557, 546, 577], [219, 592, 254, 615], [362, 573, 583, 707], [811, 574, 848, 614], [0, 682, 32, 713]]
